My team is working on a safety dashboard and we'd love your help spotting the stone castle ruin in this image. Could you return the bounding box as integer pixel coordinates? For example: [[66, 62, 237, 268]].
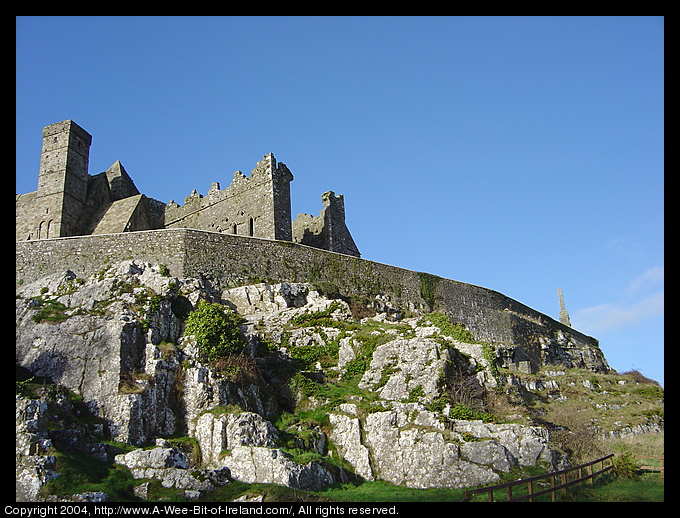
[[15, 120, 360, 257]]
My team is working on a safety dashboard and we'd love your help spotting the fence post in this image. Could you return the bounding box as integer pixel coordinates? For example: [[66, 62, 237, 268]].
[[551, 474, 556, 502], [460, 453, 614, 502]]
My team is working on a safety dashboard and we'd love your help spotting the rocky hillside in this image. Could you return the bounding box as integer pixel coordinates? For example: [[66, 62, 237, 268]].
[[15, 261, 663, 502]]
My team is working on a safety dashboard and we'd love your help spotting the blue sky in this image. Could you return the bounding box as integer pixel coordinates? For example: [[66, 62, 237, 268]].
[[16, 16, 664, 386]]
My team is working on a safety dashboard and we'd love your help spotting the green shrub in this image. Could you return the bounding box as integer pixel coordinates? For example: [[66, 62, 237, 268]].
[[418, 273, 440, 311], [612, 448, 641, 479], [448, 403, 495, 423], [184, 300, 246, 360]]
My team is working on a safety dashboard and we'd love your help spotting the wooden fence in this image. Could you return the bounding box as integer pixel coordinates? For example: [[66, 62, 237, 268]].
[[461, 454, 614, 502], [635, 454, 664, 478]]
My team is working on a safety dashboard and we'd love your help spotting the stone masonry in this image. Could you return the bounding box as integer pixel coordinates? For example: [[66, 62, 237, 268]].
[[16, 120, 360, 257], [16, 120, 609, 376]]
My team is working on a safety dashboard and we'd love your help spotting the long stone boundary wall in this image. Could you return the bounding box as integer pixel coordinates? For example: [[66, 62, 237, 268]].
[[16, 228, 603, 371]]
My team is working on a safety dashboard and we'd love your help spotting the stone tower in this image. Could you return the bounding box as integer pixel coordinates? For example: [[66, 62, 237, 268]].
[[292, 191, 361, 257], [558, 288, 572, 327], [253, 153, 294, 241], [35, 120, 92, 238]]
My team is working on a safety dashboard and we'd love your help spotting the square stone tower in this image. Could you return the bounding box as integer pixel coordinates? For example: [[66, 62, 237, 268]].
[[35, 120, 92, 238]]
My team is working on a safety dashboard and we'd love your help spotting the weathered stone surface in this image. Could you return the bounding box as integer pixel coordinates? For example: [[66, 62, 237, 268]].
[[15, 261, 188, 445], [217, 446, 337, 491], [328, 403, 563, 489], [459, 440, 516, 472], [16, 262, 624, 500], [195, 412, 279, 467], [180, 342, 280, 434], [221, 283, 322, 314], [115, 445, 230, 494], [114, 444, 188, 470], [193, 411, 348, 491], [328, 413, 374, 481], [15, 391, 106, 501], [360, 406, 498, 489], [450, 420, 555, 467], [358, 335, 449, 403], [16, 455, 59, 502]]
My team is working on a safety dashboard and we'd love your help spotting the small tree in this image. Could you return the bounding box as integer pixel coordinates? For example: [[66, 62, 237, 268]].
[[184, 300, 246, 361], [612, 446, 641, 479]]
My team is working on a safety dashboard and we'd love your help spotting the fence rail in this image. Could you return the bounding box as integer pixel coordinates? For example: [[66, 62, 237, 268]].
[[634, 454, 664, 478], [461, 454, 614, 502]]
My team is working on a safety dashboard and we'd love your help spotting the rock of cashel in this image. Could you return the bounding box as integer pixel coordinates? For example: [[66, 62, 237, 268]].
[[16, 119, 359, 257], [16, 119, 609, 376], [16, 120, 648, 503]]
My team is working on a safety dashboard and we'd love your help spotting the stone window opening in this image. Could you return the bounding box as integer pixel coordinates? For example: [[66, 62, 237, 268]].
[[249, 217, 254, 237]]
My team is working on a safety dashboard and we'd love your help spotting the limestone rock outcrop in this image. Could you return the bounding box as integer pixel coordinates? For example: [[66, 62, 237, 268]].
[[327, 403, 557, 489], [114, 440, 231, 497], [16, 261, 625, 501]]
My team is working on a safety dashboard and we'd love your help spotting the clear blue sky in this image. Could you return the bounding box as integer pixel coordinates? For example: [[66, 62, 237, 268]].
[[16, 16, 664, 386]]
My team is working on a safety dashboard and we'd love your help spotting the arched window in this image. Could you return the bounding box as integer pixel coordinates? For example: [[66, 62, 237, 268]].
[[249, 217, 254, 237], [233, 223, 238, 235]]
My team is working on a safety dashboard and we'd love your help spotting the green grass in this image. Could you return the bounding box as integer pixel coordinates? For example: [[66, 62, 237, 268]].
[[557, 472, 664, 502], [37, 446, 663, 502], [39, 449, 139, 501], [316, 481, 464, 502]]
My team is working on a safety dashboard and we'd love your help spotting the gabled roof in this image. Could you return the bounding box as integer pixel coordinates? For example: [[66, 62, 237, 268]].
[[105, 160, 140, 201], [90, 194, 148, 235]]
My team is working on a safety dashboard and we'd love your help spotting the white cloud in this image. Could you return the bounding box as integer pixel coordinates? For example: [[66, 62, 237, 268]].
[[572, 291, 664, 334], [626, 266, 664, 295], [572, 266, 664, 334]]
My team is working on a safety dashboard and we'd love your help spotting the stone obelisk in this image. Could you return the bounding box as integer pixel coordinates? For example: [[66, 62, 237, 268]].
[[558, 288, 571, 327]]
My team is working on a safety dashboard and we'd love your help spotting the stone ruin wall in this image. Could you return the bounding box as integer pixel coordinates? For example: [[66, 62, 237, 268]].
[[16, 120, 360, 258], [16, 228, 607, 373], [163, 154, 293, 241]]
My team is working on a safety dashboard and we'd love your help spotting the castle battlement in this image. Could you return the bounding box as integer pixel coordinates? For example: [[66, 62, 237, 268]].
[[16, 120, 359, 257]]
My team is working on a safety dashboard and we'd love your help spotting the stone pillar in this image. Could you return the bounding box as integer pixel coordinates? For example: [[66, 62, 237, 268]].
[[558, 288, 571, 327]]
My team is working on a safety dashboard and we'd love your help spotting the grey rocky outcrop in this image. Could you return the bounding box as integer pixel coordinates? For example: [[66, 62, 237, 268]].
[[328, 402, 557, 489], [114, 440, 231, 497], [16, 396, 59, 502], [194, 412, 279, 467], [193, 411, 345, 491], [16, 261, 633, 500], [358, 333, 451, 403], [217, 446, 339, 491]]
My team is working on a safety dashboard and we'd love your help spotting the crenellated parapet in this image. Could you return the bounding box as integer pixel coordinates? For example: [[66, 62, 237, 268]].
[[16, 121, 359, 257]]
